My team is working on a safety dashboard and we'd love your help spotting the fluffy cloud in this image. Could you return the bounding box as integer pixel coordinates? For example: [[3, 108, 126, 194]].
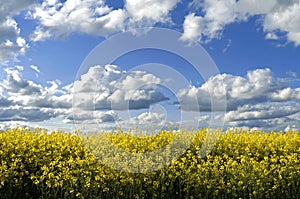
[[2, 67, 42, 95], [29, 0, 180, 41], [0, 106, 61, 122], [180, 13, 203, 43], [125, 0, 180, 27], [115, 112, 172, 130], [0, 0, 36, 18], [263, 1, 300, 46], [225, 104, 299, 122], [64, 110, 118, 124], [181, 0, 244, 42], [177, 68, 298, 111], [182, 0, 300, 45], [271, 88, 300, 101], [2, 0, 300, 64], [177, 68, 300, 131], [0, 1, 32, 63], [136, 112, 166, 124], [29, 0, 127, 41], [226, 116, 298, 132], [60, 64, 170, 128], [1, 65, 299, 131], [73, 65, 169, 111], [0, 66, 72, 122], [0, 0, 183, 65], [236, 0, 277, 15], [0, 18, 28, 63]]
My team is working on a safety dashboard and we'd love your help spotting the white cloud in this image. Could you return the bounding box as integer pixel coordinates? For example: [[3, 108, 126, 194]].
[[176, 67, 300, 131], [0, 121, 32, 130], [265, 32, 279, 40], [0, 18, 29, 63], [177, 68, 300, 112], [0, 106, 62, 122], [226, 116, 297, 131], [125, 0, 180, 27], [180, 13, 203, 43], [1, 65, 300, 131], [2, 0, 300, 64], [73, 65, 168, 111], [0, 0, 33, 63], [115, 111, 172, 130], [225, 103, 299, 122], [181, 0, 244, 43], [182, 0, 300, 45], [136, 112, 165, 124], [263, 1, 300, 46], [0, 0, 36, 17], [236, 0, 277, 15], [29, 0, 181, 41], [64, 110, 118, 124], [0, 18, 19, 40], [2, 67, 42, 95], [0, 66, 72, 123], [64, 64, 174, 130], [202, 0, 242, 40], [29, 65, 40, 73], [29, 0, 127, 41]]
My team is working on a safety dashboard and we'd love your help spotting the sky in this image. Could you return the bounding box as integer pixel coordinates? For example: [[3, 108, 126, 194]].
[[0, 0, 300, 132]]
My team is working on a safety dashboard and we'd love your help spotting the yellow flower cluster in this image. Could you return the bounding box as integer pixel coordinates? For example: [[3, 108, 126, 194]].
[[0, 127, 299, 198]]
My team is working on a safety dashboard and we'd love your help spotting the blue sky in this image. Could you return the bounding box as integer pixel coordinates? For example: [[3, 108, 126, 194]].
[[0, 0, 300, 132]]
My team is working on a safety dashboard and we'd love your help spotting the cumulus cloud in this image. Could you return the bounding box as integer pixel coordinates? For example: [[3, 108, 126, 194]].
[[66, 111, 172, 132], [176, 67, 300, 131], [0, 106, 61, 122], [73, 64, 169, 111], [177, 67, 300, 130], [125, 0, 180, 27], [1, 65, 300, 131], [2, 67, 42, 95], [182, 0, 300, 45], [64, 110, 118, 124], [181, 0, 244, 43], [0, 1, 32, 63], [0, 19, 29, 63], [2, 0, 300, 64], [227, 117, 297, 131], [29, 0, 126, 41], [0, 66, 72, 122], [136, 112, 166, 124], [59, 64, 170, 128], [180, 13, 203, 43], [177, 68, 296, 111], [0, 0, 36, 18], [225, 103, 299, 122], [115, 112, 172, 130], [263, 1, 300, 46], [236, 0, 277, 15], [28, 0, 181, 41]]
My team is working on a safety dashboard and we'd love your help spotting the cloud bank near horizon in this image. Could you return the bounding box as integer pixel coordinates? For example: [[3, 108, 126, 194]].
[[0, 65, 299, 132]]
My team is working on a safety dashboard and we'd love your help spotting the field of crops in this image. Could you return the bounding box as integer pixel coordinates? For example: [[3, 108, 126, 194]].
[[0, 127, 299, 199]]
